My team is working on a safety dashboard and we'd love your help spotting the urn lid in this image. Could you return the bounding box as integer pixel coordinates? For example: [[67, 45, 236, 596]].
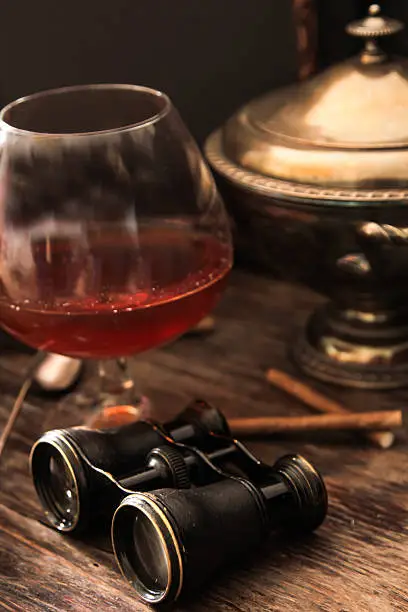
[[206, 4, 408, 202]]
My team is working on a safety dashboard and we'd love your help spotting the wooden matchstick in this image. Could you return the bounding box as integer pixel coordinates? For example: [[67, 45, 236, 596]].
[[229, 410, 403, 437], [265, 369, 395, 449]]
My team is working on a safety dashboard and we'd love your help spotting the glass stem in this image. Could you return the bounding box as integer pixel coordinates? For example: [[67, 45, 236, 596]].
[[82, 358, 151, 428], [97, 358, 138, 405]]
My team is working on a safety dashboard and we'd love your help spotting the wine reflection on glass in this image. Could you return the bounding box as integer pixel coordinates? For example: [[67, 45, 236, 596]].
[[0, 84, 233, 425]]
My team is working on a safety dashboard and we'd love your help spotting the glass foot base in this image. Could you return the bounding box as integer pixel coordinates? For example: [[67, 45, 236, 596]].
[[85, 396, 152, 429], [72, 358, 153, 428]]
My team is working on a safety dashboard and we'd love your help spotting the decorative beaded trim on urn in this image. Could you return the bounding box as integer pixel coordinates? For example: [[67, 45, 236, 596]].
[[205, 132, 408, 203]]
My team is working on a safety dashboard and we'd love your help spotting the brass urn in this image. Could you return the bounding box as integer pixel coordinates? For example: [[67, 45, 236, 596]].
[[205, 5, 408, 389]]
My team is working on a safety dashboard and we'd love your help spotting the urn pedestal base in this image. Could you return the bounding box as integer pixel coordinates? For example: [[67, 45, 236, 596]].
[[293, 303, 408, 389]]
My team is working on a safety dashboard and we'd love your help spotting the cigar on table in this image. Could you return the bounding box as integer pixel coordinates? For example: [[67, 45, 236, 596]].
[[263, 368, 395, 450], [229, 409, 403, 437]]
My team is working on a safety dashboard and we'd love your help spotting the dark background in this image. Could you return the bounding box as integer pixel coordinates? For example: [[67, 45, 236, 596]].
[[0, 1, 407, 142], [0, 0, 298, 142]]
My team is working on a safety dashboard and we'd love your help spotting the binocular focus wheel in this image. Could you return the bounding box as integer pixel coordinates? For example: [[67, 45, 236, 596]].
[[147, 446, 191, 489]]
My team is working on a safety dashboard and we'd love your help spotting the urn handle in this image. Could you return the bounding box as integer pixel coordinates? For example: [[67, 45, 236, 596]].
[[346, 4, 403, 65], [355, 221, 408, 279], [357, 222, 408, 246], [338, 220, 408, 282]]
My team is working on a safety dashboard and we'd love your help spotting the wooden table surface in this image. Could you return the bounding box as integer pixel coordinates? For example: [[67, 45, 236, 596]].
[[0, 270, 407, 612]]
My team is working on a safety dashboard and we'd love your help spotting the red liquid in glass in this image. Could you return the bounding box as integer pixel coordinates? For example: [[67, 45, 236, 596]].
[[0, 226, 231, 358]]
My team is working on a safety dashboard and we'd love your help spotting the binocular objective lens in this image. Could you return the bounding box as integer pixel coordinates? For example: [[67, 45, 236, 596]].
[[32, 444, 79, 530], [49, 454, 78, 518], [132, 512, 169, 594], [112, 501, 178, 604]]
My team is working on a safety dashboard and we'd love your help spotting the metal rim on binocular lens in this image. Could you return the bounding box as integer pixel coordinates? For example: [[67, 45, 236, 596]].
[[111, 493, 183, 605], [30, 433, 84, 532]]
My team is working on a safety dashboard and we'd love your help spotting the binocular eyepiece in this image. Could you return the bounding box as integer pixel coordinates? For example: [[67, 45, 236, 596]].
[[30, 400, 328, 605]]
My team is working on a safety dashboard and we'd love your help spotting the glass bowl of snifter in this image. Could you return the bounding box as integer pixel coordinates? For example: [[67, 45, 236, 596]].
[[30, 400, 328, 605]]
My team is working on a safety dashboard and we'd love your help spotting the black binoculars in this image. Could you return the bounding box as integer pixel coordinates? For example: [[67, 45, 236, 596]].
[[30, 400, 328, 606], [30, 399, 230, 532]]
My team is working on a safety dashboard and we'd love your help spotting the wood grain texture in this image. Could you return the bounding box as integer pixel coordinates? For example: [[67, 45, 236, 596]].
[[1, 270, 408, 611]]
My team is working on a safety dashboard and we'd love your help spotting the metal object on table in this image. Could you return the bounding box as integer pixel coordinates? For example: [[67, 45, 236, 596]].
[[185, 315, 216, 335], [34, 353, 83, 391], [205, 4, 408, 389]]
